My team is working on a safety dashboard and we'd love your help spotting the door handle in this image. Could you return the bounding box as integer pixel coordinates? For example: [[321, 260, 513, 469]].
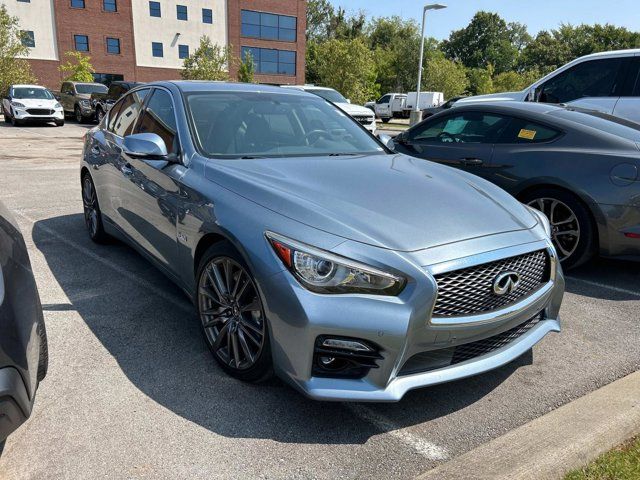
[[460, 157, 483, 166], [120, 164, 133, 176], [90, 145, 101, 155]]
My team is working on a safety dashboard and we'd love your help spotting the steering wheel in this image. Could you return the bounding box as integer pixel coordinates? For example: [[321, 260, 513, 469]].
[[304, 129, 329, 146], [437, 131, 458, 143]]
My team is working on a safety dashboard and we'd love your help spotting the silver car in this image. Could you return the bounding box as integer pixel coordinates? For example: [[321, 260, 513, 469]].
[[80, 82, 564, 402]]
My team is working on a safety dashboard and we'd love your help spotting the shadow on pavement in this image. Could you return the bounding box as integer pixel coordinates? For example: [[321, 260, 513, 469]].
[[33, 213, 530, 445], [565, 257, 640, 301]]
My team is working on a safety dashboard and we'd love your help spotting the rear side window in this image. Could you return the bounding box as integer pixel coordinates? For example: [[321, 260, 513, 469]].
[[550, 109, 640, 143], [410, 113, 509, 144], [136, 89, 178, 154], [109, 88, 150, 136], [538, 58, 624, 103], [497, 119, 561, 144]]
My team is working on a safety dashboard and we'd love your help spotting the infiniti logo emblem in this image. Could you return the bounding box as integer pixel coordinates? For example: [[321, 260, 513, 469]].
[[493, 271, 521, 296]]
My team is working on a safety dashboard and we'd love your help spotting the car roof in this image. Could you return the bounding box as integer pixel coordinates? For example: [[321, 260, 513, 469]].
[[282, 85, 336, 92], [453, 101, 567, 116], [156, 81, 314, 97], [12, 84, 47, 89], [572, 48, 640, 61]]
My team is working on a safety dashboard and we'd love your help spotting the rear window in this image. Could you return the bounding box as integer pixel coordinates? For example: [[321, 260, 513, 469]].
[[549, 108, 640, 142]]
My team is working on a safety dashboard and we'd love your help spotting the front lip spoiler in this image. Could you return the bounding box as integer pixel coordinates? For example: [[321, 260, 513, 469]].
[[295, 318, 560, 402]]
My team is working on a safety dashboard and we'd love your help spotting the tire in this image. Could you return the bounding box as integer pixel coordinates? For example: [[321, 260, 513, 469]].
[[2, 106, 9, 123], [521, 188, 597, 270], [75, 106, 85, 124], [81, 173, 109, 243], [0, 440, 4, 456], [196, 241, 273, 383], [10, 113, 21, 126], [381, 118, 390, 123], [36, 314, 48, 382], [55, 120, 64, 127]]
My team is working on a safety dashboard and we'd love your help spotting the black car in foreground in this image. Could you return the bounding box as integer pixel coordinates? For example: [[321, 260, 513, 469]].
[[391, 102, 640, 269], [91, 81, 144, 123], [0, 201, 47, 454]]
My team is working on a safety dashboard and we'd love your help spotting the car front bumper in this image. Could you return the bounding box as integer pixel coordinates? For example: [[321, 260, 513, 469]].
[[12, 108, 64, 122], [261, 237, 564, 402]]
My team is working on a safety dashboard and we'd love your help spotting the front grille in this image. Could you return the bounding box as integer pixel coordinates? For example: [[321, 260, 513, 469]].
[[399, 313, 543, 376], [26, 108, 54, 115], [432, 250, 549, 317], [352, 115, 374, 125]]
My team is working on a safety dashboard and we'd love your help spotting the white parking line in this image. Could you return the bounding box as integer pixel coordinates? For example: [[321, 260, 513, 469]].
[[568, 277, 640, 299], [346, 404, 449, 461], [15, 210, 193, 314]]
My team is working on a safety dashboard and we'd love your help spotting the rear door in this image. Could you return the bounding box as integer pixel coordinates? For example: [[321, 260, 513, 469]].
[[394, 111, 510, 178], [612, 55, 640, 124]]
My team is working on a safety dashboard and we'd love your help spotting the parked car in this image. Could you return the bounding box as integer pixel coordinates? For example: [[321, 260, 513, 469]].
[[373, 93, 408, 122], [456, 49, 640, 124], [282, 85, 377, 133], [57, 81, 107, 123], [390, 102, 640, 269], [91, 81, 144, 123], [0, 201, 48, 454], [422, 95, 466, 119], [80, 81, 563, 402], [404, 91, 444, 116], [1, 85, 64, 127]]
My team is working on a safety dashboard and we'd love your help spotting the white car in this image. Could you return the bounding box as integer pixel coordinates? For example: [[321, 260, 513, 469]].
[[456, 49, 640, 124], [2, 84, 64, 127], [282, 85, 377, 134]]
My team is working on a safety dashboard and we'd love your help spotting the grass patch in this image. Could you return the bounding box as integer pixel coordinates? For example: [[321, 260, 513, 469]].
[[565, 436, 640, 480]]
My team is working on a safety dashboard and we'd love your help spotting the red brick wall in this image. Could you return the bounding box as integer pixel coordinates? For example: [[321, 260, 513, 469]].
[[52, 0, 137, 85], [227, 0, 306, 84], [135, 66, 183, 83], [28, 59, 64, 90]]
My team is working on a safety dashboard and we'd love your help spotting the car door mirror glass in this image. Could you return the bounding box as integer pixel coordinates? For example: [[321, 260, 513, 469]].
[[376, 133, 395, 150], [123, 133, 169, 160]]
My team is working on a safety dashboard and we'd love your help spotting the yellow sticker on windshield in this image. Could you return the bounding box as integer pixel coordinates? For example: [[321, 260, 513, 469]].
[[518, 129, 537, 140]]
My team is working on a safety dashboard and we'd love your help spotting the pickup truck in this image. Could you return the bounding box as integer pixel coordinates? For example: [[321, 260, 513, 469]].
[[91, 81, 143, 123], [57, 81, 107, 123], [372, 93, 408, 122]]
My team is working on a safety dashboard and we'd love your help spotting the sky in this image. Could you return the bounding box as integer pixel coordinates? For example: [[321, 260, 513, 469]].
[[327, 0, 640, 40]]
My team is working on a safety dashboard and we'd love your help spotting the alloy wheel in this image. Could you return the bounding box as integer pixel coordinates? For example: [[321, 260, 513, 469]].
[[198, 257, 266, 370], [82, 176, 99, 237], [528, 197, 580, 261]]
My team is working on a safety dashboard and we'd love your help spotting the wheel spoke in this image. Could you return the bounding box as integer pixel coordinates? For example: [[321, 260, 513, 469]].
[[555, 230, 578, 237], [205, 267, 225, 302], [231, 331, 241, 367], [212, 321, 231, 351], [199, 286, 225, 307], [211, 263, 228, 296], [239, 317, 262, 336], [241, 297, 261, 313], [237, 330, 254, 363], [202, 315, 226, 329], [223, 259, 233, 296], [239, 324, 261, 346]]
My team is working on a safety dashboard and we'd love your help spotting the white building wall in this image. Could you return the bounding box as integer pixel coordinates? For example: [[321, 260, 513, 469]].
[[131, 0, 228, 69], [1, 0, 58, 61]]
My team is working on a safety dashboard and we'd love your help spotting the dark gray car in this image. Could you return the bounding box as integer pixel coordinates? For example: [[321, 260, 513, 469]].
[[392, 102, 640, 269], [0, 201, 48, 453]]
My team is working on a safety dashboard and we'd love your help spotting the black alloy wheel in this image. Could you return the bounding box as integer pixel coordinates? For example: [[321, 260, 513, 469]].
[[81, 174, 108, 243]]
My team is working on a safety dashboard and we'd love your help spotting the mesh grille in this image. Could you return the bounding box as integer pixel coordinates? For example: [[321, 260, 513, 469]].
[[26, 108, 54, 115], [353, 115, 374, 124], [399, 313, 543, 376], [432, 250, 549, 317]]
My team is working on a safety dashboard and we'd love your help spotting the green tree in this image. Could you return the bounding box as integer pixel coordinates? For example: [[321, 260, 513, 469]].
[[237, 52, 254, 83], [313, 37, 378, 104], [466, 66, 494, 95], [491, 69, 541, 93], [441, 11, 531, 74], [182, 36, 233, 81], [306, 0, 335, 41], [0, 5, 35, 97], [58, 51, 94, 82], [421, 54, 469, 99]]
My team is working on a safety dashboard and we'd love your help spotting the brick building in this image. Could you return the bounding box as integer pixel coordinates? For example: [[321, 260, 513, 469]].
[[2, 0, 306, 89]]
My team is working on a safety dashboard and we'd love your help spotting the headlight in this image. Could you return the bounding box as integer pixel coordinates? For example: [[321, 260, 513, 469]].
[[266, 232, 405, 295], [11, 101, 25, 108], [54, 102, 62, 109], [525, 205, 552, 238]]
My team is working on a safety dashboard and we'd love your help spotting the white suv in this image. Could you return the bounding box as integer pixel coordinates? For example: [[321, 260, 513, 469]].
[[2, 84, 64, 126], [282, 85, 377, 134], [457, 49, 640, 123]]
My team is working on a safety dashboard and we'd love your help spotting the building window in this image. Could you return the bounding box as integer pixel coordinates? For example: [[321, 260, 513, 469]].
[[178, 44, 189, 59], [176, 5, 187, 21], [17, 0, 31, 3], [149, 1, 161, 17], [241, 10, 297, 42], [21, 30, 35, 48], [241, 46, 296, 75], [93, 73, 124, 86], [103, 0, 117, 12], [70, 0, 85, 8], [74, 34, 89, 52], [106, 37, 120, 54], [202, 8, 213, 24], [152, 42, 163, 57]]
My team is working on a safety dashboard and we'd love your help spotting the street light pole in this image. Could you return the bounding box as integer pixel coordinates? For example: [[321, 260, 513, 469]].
[[410, 3, 447, 126]]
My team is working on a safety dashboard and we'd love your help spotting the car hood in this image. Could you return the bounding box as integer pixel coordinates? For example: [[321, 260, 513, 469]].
[[456, 91, 527, 105], [12, 98, 58, 108], [205, 154, 537, 252], [76, 93, 92, 100], [335, 103, 374, 117]]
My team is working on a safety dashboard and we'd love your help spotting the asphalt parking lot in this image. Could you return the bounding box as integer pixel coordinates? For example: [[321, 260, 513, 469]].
[[0, 120, 639, 479]]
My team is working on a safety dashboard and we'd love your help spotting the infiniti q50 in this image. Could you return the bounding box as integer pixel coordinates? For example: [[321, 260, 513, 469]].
[[79, 82, 564, 401]]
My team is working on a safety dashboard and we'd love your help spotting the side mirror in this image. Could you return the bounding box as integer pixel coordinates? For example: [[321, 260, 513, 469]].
[[123, 133, 169, 160], [346, 98, 351, 104], [377, 133, 395, 150]]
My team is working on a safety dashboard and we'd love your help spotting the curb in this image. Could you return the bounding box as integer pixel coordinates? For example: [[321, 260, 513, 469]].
[[415, 370, 640, 480]]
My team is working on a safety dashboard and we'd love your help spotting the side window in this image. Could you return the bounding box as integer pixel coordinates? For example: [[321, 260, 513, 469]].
[[136, 89, 178, 154], [110, 84, 124, 99], [622, 58, 640, 97], [62, 82, 71, 94], [498, 118, 561, 144], [377, 95, 391, 104], [110, 88, 150, 137], [410, 113, 509, 144], [539, 58, 624, 103]]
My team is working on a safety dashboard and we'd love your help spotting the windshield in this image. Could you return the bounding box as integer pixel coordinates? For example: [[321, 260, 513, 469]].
[[12, 88, 54, 100], [75, 84, 108, 94], [186, 91, 384, 158], [550, 108, 640, 143], [306, 88, 348, 104]]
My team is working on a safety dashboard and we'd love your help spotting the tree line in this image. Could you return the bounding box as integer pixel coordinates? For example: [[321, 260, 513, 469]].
[[306, 0, 640, 104]]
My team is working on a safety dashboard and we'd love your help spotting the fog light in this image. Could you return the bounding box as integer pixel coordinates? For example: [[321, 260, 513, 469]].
[[320, 356, 336, 366], [321, 338, 372, 352], [313, 336, 382, 379]]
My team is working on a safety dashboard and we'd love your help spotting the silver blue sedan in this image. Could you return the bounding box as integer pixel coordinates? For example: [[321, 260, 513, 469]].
[[80, 82, 564, 401]]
